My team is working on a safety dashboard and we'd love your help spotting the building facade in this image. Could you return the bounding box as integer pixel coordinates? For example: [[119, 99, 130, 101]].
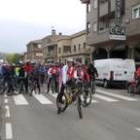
[[20, 52, 28, 63], [57, 30, 91, 65], [42, 30, 69, 63], [26, 40, 43, 63], [81, 0, 140, 66]]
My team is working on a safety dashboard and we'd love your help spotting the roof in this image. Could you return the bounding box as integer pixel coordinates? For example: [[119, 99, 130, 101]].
[[70, 30, 86, 39], [26, 39, 42, 46], [42, 34, 70, 45]]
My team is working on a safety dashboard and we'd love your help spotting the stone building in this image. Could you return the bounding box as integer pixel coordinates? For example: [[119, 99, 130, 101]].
[[57, 30, 91, 64], [42, 30, 69, 63], [81, 0, 140, 66], [26, 39, 43, 63]]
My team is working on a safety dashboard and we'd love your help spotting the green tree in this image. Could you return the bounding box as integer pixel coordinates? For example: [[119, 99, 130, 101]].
[[6, 53, 21, 63]]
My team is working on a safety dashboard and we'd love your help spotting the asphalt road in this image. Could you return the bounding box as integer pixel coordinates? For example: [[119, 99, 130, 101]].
[[1, 86, 140, 140]]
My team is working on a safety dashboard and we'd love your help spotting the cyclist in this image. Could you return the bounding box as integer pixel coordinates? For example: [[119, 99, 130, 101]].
[[38, 63, 46, 86], [30, 66, 41, 94], [3, 65, 14, 95], [23, 61, 33, 94], [18, 64, 26, 94], [47, 64, 59, 93], [0, 63, 4, 76], [87, 62, 98, 94], [57, 58, 73, 114]]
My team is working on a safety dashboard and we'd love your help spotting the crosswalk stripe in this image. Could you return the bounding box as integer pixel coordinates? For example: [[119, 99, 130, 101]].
[[91, 99, 98, 103], [49, 92, 57, 98], [80, 95, 98, 103], [13, 94, 29, 105], [5, 105, 10, 117], [135, 128, 140, 132], [33, 93, 53, 104], [5, 99, 8, 104], [94, 94, 118, 102], [96, 89, 137, 101], [6, 123, 13, 139]]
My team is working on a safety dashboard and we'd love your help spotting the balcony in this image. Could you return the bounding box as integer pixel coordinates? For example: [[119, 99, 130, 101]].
[[87, 28, 111, 46], [46, 51, 56, 58], [99, 0, 115, 18], [62, 49, 90, 57], [80, 0, 90, 4]]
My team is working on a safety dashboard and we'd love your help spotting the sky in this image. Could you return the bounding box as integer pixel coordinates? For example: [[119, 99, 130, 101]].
[[0, 0, 86, 53]]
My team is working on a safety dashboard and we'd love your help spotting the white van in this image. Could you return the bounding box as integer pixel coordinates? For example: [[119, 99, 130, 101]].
[[94, 59, 136, 88]]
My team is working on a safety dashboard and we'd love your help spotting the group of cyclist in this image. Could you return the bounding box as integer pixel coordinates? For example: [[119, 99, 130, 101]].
[[0, 59, 98, 96], [0, 62, 46, 95]]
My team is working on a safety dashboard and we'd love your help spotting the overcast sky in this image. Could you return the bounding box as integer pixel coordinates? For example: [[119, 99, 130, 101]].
[[0, 0, 86, 53]]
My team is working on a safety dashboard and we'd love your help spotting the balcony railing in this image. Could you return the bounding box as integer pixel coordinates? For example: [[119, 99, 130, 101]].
[[46, 51, 56, 58], [62, 49, 90, 57], [80, 0, 90, 4]]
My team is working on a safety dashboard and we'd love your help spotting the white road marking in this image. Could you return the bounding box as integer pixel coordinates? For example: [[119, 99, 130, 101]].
[[33, 93, 53, 104], [6, 123, 13, 139], [96, 89, 137, 101], [91, 99, 98, 103], [5, 94, 7, 98], [5, 99, 8, 104], [135, 127, 140, 131], [49, 92, 57, 98], [13, 94, 28, 105], [94, 94, 118, 102], [5, 105, 10, 117]]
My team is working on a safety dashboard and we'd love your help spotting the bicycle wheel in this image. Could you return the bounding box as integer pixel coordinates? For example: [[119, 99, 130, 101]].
[[28, 81, 34, 96], [127, 84, 136, 96], [81, 89, 92, 107], [77, 95, 83, 119], [56, 93, 68, 112]]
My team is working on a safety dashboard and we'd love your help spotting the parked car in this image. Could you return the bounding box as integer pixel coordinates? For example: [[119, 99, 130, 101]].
[[94, 59, 136, 88]]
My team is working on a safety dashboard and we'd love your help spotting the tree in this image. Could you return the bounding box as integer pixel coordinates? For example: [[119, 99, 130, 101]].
[[6, 53, 21, 64]]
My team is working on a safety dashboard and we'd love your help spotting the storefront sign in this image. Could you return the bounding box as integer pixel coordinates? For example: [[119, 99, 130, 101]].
[[109, 26, 126, 40]]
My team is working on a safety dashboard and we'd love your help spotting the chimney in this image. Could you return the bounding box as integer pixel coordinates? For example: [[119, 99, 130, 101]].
[[52, 29, 56, 35]]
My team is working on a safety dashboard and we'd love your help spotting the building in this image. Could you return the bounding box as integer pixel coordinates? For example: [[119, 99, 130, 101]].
[[57, 30, 91, 64], [42, 30, 69, 63], [81, 0, 140, 66], [26, 39, 43, 63], [20, 52, 28, 63]]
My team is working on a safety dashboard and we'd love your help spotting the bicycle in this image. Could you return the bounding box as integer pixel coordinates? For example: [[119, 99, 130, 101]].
[[0, 76, 7, 94], [81, 81, 92, 107], [56, 78, 83, 119], [127, 79, 140, 96], [28, 78, 41, 96]]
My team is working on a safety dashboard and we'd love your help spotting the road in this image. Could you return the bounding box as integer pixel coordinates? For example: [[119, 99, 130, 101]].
[[0, 86, 140, 140]]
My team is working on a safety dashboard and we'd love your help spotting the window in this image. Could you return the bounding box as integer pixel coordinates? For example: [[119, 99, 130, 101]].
[[87, 22, 91, 33], [93, 22, 97, 32], [83, 43, 86, 49], [93, 0, 97, 8], [59, 48, 61, 54], [63, 46, 71, 53], [132, 4, 140, 19], [74, 45, 76, 52], [38, 44, 42, 48], [78, 44, 81, 51], [87, 3, 91, 13], [100, 0, 108, 4]]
